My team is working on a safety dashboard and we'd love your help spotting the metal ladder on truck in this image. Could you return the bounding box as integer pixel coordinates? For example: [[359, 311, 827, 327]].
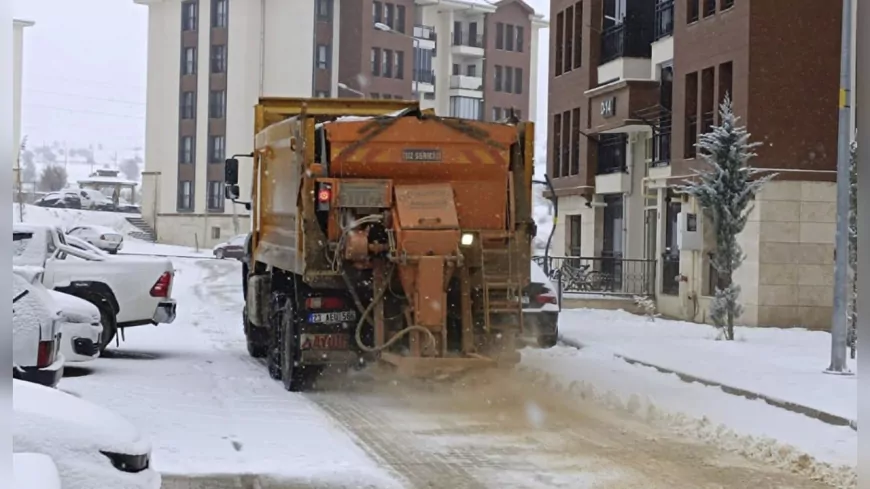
[[479, 236, 525, 335]]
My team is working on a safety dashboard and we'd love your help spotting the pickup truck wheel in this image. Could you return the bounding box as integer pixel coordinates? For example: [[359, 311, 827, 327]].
[[96, 305, 117, 353], [280, 297, 308, 392], [215, 249, 225, 260]]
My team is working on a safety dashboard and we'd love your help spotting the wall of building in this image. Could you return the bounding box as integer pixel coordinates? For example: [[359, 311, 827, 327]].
[[12, 20, 34, 180], [155, 213, 251, 249]]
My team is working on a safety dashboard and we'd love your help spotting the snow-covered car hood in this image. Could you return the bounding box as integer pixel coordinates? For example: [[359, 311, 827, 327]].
[[75, 224, 123, 237], [14, 380, 160, 489], [47, 290, 101, 324]]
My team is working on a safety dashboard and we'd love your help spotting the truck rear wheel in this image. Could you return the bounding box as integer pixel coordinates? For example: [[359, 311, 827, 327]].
[[244, 308, 268, 358], [280, 297, 314, 392]]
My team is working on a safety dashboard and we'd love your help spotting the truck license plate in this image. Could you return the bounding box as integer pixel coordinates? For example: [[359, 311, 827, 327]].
[[308, 311, 357, 324], [300, 334, 349, 350]]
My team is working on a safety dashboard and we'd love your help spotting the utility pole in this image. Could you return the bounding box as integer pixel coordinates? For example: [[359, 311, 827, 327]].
[[826, 0, 853, 375]]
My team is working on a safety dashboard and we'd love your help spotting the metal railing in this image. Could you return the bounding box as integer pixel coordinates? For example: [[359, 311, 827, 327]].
[[533, 255, 656, 296], [654, 0, 675, 40], [414, 24, 436, 41], [452, 31, 484, 48], [413, 69, 435, 84], [597, 134, 627, 174], [600, 16, 654, 64]]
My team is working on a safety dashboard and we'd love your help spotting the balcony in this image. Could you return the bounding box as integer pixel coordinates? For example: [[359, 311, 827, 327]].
[[586, 79, 660, 134], [449, 74, 483, 94], [413, 69, 435, 85], [451, 31, 485, 57], [413, 24, 436, 50], [597, 134, 628, 175], [599, 16, 653, 65], [654, 0, 674, 41]]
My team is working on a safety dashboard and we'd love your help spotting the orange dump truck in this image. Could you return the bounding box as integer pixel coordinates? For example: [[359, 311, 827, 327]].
[[225, 97, 536, 391]]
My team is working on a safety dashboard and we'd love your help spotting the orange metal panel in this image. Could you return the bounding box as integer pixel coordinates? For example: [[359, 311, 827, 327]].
[[415, 256, 446, 329], [394, 183, 460, 230]]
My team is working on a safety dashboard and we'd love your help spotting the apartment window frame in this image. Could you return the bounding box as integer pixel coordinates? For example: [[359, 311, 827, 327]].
[[496, 22, 504, 49], [567, 215, 582, 256], [371, 48, 381, 76], [207, 180, 224, 211], [494, 65, 503, 92], [179, 136, 194, 164], [180, 91, 196, 119], [383, 49, 393, 78], [564, 5, 574, 74], [553, 113, 563, 177], [208, 135, 226, 163], [570, 107, 581, 175], [572, 3, 582, 68], [720, 0, 734, 10], [504, 66, 514, 93], [492, 107, 502, 121], [316, 0, 331, 21], [466, 64, 477, 77], [315, 90, 330, 98], [396, 5, 406, 33], [182, 1, 197, 31], [373, 1, 382, 24], [178, 180, 193, 211], [395, 51, 404, 79], [182, 47, 197, 75], [555, 11, 565, 76], [514, 67, 523, 94], [212, 0, 228, 28], [449, 96, 483, 121], [505, 24, 515, 51], [384, 3, 395, 28], [687, 0, 700, 23], [208, 89, 226, 119], [316, 44, 331, 70], [516, 25, 524, 53], [210, 44, 227, 73]]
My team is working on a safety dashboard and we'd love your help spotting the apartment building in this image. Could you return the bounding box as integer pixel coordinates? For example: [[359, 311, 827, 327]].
[[546, 0, 843, 329], [13, 19, 35, 189], [135, 0, 544, 248]]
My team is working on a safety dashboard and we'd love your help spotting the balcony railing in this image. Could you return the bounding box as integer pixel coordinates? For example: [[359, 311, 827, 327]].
[[600, 16, 654, 64], [449, 75, 483, 91], [654, 0, 674, 40], [413, 24, 436, 41], [452, 31, 484, 48], [597, 134, 627, 174], [533, 255, 656, 297], [413, 69, 435, 84]]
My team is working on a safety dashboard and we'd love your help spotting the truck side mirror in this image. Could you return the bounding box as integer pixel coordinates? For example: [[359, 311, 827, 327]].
[[225, 184, 240, 201], [225, 158, 239, 185]]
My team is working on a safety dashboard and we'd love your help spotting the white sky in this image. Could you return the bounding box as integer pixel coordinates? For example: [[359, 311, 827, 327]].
[[12, 0, 549, 162]]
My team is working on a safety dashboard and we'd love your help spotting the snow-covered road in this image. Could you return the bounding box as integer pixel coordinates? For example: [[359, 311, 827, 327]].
[[59, 256, 843, 489]]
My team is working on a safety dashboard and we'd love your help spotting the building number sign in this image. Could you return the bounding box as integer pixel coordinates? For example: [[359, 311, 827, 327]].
[[600, 97, 616, 118]]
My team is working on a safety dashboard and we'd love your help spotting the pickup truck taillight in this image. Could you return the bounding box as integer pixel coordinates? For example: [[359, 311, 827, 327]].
[[37, 339, 56, 368], [150, 272, 173, 297], [535, 292, 558, 305]]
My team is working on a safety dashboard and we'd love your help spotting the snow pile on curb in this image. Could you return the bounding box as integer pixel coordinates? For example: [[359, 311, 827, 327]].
[[13, 204, 141, 236], [514, 362, 857, 489]]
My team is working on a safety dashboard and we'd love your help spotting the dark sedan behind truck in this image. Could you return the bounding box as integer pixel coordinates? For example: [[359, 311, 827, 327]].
[[213, 234, 248, 260]]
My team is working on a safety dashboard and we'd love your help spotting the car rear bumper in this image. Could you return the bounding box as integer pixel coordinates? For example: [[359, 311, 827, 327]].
[[62, 321, 103, 363], [522, 311, 559, 337], [13, 356, 64, 388], [152, 300, 177, 324]]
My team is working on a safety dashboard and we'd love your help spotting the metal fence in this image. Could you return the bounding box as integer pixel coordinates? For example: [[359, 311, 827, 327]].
[[533, 255, 656, 297]]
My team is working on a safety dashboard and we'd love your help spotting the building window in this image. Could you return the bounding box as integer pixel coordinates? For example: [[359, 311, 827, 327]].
[[687, 0, 700, 22], [495, 23, 504, 49], [211, 44, 227, 73], [316, 44, 330, 70], [505, 24, 515, 51], [371, 48, 380, 76], [179, 136, 194, 164], [316, 0, 331, 20], [207, 181, 224, 210], [209, 135, 225, 162], [179, 180, 193, 210], [382, 49, 393, 77], [466, 64, 476, 77], [504, 66, 514, 93], [514, 67, 523, 94], [182, 1, 197, 31], [555, 11, 564, 76], [371, 93, 380, 99], [384, 3, 394, 28], [721, 0, 734, 10], [372, 1, 382, 24], [516, 25, 524, 53], [492, 107, 502, 121], [718, 61, 733, 106], [209, 90, 226, 118], [573, 3, 582, 68], [570, 107, 580, 175], [449, 96, 483, 120], [552, 113, 562, 177], [703, 0, 716, 17], [567, 215, 582, 256], [180, 91, 195, 119], [564, 5, 574, 73], [182, 47, 197, 75], [394, 51, 404, 79], [561, 111, 571, 176], [494, 65, 503, 92], [396, 5, 406, 33], [212, 0, 227, 27], [597, 133, 627, 174], [315, 90, 329, 98], [516, 109, 522, 120], [211, 226, 221, 239]]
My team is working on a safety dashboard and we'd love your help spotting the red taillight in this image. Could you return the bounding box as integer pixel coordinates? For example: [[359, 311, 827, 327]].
[[536, 293, 557, 305], [305, 297, 344, 309], [37, 339, 55, 368], [150, 272, 172, 298], [317, 188, 332, 203]]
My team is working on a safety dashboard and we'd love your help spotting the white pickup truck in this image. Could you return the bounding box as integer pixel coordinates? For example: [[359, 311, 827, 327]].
[[13, 224, 177, 351]]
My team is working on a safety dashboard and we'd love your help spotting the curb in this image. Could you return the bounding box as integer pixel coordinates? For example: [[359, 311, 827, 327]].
[[558, 336, 858, 432]]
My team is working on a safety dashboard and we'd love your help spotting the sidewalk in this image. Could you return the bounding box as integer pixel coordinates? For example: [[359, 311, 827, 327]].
[[556, 308, 858, 425]]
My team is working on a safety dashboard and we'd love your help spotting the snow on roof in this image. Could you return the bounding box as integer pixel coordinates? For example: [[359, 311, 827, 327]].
[[77, 175, 138, 186]]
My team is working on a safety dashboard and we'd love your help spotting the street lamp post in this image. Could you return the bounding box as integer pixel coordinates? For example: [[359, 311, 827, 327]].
[[337, 82, 365, 98]]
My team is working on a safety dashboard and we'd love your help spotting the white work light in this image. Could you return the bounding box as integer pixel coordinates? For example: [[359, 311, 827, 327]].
[[460, 233, 474, 246]]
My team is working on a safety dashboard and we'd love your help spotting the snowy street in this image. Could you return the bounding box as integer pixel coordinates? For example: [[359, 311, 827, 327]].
[[54, 249, 853, 489]]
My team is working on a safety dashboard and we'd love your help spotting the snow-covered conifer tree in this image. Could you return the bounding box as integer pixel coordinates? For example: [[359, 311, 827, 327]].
[[679, 95, 774, 340]]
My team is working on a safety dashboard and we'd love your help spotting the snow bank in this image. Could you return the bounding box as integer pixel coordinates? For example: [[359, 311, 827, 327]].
[[558, 308, 857, 421], [14, 453, 62, 489], [520, 347, 857, 489], [13, 204, 140, 236]]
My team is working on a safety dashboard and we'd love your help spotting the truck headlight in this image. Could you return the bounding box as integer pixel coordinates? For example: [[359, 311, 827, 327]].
[[460, 233, 474, 246]]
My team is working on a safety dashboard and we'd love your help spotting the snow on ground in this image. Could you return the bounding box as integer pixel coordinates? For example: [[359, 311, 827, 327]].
[[520, 346, 857, 487], [60, 256, 402, 488], [558, 308, 857, 421]]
